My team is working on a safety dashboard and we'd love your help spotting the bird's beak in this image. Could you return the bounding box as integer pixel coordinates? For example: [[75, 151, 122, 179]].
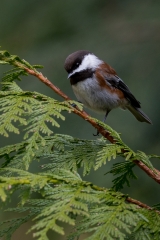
[[68, 73, 72, 79]]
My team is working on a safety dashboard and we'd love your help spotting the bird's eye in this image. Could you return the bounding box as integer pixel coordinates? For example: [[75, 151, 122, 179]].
[[76, 62, 80, 66]]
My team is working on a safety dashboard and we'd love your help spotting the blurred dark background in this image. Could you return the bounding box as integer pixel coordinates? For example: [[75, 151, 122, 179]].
[[0, 0, 160, 239]]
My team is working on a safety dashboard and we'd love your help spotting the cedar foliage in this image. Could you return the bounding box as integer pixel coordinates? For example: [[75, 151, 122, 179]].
[[0, 50, 160, 240]]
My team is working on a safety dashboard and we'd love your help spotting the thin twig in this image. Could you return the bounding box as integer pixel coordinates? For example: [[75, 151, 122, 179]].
[[126, 197, 160, 214], [91, 184, 160, 214], [23, 67, 160, 184]]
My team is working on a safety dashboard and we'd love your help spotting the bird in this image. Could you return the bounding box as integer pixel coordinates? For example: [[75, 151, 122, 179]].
[[64, 50, 152, 128]]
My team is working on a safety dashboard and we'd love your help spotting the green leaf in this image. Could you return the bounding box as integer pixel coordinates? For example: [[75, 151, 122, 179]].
[[106, 161, 137, 191], [95, 144, 122, 170]]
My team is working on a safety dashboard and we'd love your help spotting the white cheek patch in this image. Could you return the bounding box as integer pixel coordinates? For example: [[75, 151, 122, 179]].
[[69, 54, 103, 78]]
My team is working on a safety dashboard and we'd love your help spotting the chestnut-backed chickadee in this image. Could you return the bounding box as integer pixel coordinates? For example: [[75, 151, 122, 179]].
[[64, 50, 152, 125]]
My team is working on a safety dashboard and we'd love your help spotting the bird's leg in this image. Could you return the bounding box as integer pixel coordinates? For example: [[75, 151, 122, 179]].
[[103, 110, 110, 123], [93, 110, 110, 136]]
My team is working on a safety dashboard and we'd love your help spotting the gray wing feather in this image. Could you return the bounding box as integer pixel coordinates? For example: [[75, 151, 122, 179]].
[[105, 75, 141, 108], [104, 74, 152, 124]]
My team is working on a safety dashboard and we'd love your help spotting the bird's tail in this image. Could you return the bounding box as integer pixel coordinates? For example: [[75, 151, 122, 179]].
[[127, 105, 152, 124]]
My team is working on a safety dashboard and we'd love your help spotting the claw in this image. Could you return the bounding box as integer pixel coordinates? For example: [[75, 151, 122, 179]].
[[93, 130, 99, 136]]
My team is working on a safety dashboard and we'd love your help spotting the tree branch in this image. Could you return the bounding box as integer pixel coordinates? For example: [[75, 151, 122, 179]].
[[126, 197, 160, 213], [23, 67, 160, 184], [4, 176, 160, 214]]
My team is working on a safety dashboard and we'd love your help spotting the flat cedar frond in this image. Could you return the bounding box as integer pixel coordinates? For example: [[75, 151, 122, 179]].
[[42, 135, 107, 176], [0, 135, 106, 173], [128, 210, 160, 240], [0, 88, 74, 169], [1, 81, 23, 92], [0, 214, 35, 240], [0, 89, 71, 138], [95, 144, 123, 170], [0, 50, 38, 71], [0, 169, 145, 240], [70, 202, 141, 240], [2, 67, 27, 83], [0, 169, 98, 238], [107, 161, 137, 191], [0, 133, 154, 180], [133, 151, 154, 170]]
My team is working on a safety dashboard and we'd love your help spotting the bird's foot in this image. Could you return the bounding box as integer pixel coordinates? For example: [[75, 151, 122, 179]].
[[70, 103, 77, 108], [93, 130, 100, 136]]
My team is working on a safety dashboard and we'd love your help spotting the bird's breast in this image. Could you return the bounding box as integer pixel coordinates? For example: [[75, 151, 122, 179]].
[[72, 77, 126, 113]]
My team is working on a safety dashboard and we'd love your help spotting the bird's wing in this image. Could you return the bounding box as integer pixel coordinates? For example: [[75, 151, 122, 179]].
[[106, 75, 141, 108]]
